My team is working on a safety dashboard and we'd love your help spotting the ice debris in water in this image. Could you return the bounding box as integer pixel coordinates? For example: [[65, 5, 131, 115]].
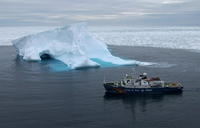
[[12, 23, 138, 69]]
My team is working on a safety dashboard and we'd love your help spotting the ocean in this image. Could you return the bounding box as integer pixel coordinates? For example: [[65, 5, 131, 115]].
[[0, 26, 200, 128]]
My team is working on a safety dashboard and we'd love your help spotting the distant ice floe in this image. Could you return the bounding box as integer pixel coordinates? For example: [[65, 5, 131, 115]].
[[89, 26, 200, 52], [12, 23, 139, 69]]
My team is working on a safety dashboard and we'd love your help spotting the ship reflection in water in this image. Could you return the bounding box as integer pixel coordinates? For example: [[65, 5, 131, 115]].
[[103, 92, 183, 124]]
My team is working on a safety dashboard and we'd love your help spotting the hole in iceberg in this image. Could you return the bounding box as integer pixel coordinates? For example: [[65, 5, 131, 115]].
[[40, 53, 52, 60]]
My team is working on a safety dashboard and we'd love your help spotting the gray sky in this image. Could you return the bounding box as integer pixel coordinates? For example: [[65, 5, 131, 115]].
[[0, 0, 200, 26]]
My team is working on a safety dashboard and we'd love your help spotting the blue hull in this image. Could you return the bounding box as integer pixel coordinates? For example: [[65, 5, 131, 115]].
[[103, 84, 183, 94]]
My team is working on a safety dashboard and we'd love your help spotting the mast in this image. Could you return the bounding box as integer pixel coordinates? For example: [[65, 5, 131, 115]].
[[132, 63, 137, 78]]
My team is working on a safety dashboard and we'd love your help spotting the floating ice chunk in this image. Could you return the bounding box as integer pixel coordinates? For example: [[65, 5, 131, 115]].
[[12, 23, 138, 69]]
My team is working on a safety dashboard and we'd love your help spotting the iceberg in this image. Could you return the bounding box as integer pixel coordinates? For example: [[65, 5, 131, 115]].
[[12, 23, 138, 69]]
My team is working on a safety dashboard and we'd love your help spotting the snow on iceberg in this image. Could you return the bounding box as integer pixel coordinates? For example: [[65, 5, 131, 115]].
[[12, 23, 139, 69]]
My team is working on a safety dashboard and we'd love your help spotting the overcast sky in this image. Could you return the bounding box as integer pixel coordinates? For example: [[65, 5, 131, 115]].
[[0, 0, 200, 26]]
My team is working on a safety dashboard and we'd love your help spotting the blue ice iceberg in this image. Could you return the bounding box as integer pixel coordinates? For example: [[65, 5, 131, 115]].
[[12, 23, 138, 69]]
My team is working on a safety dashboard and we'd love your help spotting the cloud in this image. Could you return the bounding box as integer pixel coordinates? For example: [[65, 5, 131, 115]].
[[0, 0, 200, 26]]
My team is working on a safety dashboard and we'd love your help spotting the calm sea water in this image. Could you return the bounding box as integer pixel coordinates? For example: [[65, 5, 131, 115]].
[[0, 26, 200, 128], [0, 45, 200, 128]]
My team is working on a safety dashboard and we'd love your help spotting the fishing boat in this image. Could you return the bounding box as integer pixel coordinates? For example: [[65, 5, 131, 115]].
[[103, 67, 183, 94]]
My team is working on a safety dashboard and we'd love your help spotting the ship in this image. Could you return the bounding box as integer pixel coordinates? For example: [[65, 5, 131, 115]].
[[103, 67, 183, 94]]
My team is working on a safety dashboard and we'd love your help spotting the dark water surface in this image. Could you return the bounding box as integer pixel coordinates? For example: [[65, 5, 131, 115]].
[[0, 46, 200, 128]]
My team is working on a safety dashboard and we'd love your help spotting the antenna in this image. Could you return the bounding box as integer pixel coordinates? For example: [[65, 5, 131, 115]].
[[103, 72, 106, 83]]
